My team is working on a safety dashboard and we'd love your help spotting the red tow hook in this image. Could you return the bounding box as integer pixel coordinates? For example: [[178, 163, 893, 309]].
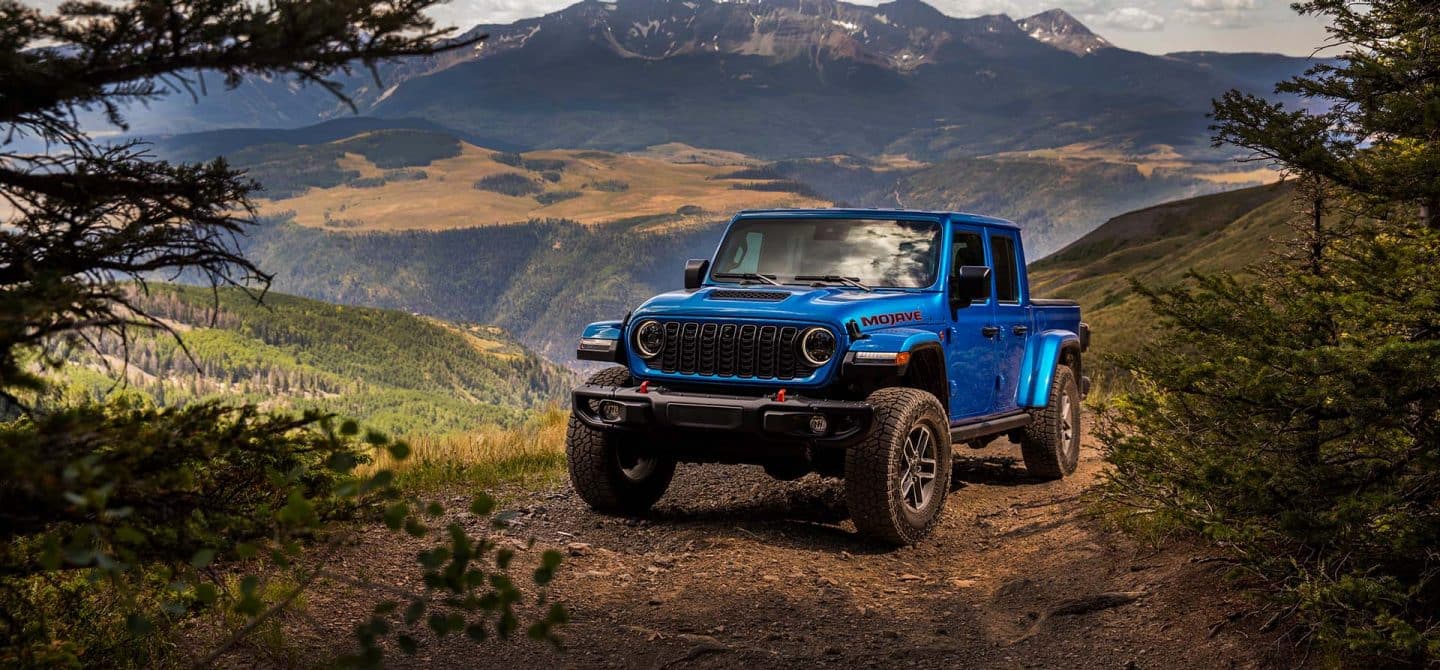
[[638, 381, 650, 394], [776, 388, 787, 402]]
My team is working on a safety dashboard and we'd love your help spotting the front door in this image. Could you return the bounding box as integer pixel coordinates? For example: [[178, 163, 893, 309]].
[[945, 226, 997, 420]]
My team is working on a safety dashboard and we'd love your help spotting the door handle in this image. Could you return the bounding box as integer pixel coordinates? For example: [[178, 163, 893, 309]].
[[981, 326, 1001, 338], [1012, 325, 1029, 336]]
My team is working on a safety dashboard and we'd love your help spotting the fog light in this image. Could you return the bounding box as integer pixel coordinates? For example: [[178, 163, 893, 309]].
[[600, 401, 624, 422], [808, 414, 828, 435]]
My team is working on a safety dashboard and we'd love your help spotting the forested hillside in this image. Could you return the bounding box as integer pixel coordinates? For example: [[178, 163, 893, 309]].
[[53, 284, 574, 435], [238, 214, 723, 362], [1028, 182, 1293, 360]]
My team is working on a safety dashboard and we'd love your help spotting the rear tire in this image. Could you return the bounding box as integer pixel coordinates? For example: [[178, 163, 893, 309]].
[[845, 388, 952, 545], [567, 366, 676, 514], [1020, 365, 1081, 480]]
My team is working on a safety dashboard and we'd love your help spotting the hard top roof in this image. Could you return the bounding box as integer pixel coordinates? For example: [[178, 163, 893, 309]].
[[732, 207, 1020, 229]]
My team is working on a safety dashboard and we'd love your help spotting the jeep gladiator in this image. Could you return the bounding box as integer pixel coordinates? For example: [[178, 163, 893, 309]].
[[569, 209, 1090, 544]]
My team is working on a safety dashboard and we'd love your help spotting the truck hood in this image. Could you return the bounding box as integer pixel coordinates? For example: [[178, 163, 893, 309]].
[[631, 285, 946, 331]]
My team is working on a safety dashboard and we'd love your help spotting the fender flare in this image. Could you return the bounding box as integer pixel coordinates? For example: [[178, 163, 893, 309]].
[[1016, 329, 1082, 408]]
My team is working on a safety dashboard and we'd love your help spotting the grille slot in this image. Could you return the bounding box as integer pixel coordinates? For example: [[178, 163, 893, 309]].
[[654, 320, 818, 379], [709, 290, 789, 301]]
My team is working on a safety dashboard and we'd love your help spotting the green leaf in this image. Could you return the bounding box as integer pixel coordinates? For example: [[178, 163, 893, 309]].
[[195, 583, 219, 605], [340, 419, 360, 436], [384, 502, 408, 530], [397, 634, 418, 655], [190, 548, 217, 569], [126, 613, 153, 636], [403, 600, 426, 625], [469, 493, 496, 516], [387, 441, 411, 461]]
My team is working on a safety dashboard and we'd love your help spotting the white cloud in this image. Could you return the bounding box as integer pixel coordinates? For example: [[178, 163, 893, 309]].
[[1091, 6, 1165, 31], [1184, 0, 1257, 10]]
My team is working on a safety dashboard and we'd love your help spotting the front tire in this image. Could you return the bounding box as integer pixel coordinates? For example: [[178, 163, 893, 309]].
[[1019, 365, 1081, 480], [845, 388, 952, 545], [567, 366, 676, 514]]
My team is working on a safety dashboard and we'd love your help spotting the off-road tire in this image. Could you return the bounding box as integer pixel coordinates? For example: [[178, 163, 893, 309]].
[[1019, 365, 1081, 480], [567, 366, 676, 514], [845, 387, 952, 545]]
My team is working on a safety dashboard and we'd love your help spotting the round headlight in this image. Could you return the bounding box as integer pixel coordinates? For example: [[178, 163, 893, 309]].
[[634, 320, 665, 359], [800, 327, 837, 367]]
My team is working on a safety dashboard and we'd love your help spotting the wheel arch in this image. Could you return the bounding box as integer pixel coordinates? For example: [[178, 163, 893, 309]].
[[1016, 330, 1082, 408]]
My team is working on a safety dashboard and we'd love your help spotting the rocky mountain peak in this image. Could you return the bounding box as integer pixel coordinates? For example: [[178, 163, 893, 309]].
[[1017, 8, 1110, 56]]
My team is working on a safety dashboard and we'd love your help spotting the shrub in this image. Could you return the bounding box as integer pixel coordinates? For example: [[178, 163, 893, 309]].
[[521, 158, 566, 172], [729, 180, 821, 199], [473, 173, 542, 197], [490, 151, 523, 167], [584, 179, 629, 193], [534, 191, 582, 206], [711, 165, 783, 180]]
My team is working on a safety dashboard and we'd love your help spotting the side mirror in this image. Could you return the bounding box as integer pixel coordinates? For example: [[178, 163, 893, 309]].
[[684, 258, 710, 290], [950, 265, 991, 310]]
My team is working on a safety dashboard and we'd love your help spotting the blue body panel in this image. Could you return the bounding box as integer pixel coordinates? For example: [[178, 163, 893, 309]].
[[578, 208, 1083, 417]]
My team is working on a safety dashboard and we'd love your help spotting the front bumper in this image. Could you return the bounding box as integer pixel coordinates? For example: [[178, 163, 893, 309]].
[[572, 383, 872, 446]]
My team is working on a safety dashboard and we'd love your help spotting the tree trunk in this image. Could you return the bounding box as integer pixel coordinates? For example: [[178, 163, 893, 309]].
[[1424, 195, 1440, 230]]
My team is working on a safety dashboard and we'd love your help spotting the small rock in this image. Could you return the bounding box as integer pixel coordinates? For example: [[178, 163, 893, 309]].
[[762, 574, 780, 582], [839, 551, 853, 561], [951, 578, 978, 588], [898, 573, 924, 582], [566, 542, 594, 557], [647, 597, 663, 606]]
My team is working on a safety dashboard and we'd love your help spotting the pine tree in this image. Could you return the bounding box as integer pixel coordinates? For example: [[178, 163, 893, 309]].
[[1102, 1, 1440, 662]]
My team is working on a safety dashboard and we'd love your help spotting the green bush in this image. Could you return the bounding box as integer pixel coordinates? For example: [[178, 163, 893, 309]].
[[1100, 210, 1440, 662]]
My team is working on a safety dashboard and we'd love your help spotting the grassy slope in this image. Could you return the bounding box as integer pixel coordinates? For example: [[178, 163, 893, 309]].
[[244, 130, 827, 231], [57, 284, 574, 436], [1029, 182, 1295, 361]]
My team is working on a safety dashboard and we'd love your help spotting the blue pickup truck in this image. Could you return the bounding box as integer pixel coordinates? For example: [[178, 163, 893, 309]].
[[569, 209, 1090, 544]]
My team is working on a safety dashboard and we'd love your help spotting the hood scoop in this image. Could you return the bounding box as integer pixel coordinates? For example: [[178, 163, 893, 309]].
[[708, 289, 790, 301]]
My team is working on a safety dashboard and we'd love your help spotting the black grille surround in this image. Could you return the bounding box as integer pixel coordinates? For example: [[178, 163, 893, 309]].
[[644, 319, 825, 380]]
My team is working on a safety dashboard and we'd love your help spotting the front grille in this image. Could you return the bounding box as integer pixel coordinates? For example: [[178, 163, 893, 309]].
[[654, 320, 816, 379], [709, 290, 789, 301]]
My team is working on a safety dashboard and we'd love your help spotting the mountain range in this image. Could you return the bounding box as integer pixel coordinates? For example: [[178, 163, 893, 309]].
[[122, 0, 1320, 161]]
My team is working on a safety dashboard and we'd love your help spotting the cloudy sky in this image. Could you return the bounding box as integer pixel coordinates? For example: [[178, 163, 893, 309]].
[[424, 0, 1332, 56], [26, 0, 1334, 56]]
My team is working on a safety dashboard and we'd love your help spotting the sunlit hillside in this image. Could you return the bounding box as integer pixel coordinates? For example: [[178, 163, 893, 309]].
[[248, 130, 828, 232]]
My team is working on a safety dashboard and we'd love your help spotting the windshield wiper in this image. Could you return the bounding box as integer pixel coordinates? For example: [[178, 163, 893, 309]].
[[713, 272, 782, 287], [795, 274, 872, 292]]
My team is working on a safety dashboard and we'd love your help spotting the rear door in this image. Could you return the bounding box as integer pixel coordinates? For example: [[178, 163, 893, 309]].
[[945, 225, 997, 419], [988, 230, 1028, 412]]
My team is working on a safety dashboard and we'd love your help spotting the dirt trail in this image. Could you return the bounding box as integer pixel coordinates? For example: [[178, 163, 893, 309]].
[[278, 429, 1304, 669]]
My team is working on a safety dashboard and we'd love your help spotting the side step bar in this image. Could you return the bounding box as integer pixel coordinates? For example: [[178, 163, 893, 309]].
[[950, 412, 1032, 442]]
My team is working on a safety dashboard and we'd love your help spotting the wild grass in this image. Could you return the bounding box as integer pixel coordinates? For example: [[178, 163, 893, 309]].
[[365, 408, 571, 492]]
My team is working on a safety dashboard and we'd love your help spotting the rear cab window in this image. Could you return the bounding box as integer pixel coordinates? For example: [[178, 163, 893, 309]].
[[989, 233, 1021, 304]]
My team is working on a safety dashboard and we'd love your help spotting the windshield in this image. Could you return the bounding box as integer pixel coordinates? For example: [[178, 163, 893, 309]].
[[711, 218, 942, 289]]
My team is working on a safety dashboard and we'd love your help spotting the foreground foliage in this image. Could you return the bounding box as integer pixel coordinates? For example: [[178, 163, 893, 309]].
[[1102, 0, 1440, 663], [1, 0, 565, 665]]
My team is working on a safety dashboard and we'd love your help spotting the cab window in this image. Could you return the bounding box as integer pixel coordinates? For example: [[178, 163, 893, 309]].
[[951, 231, 990, 301], [989, 234, 1020, 304]]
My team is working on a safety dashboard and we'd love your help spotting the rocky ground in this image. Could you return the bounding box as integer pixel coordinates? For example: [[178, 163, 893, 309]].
[[239, 428, 1308, 669]]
